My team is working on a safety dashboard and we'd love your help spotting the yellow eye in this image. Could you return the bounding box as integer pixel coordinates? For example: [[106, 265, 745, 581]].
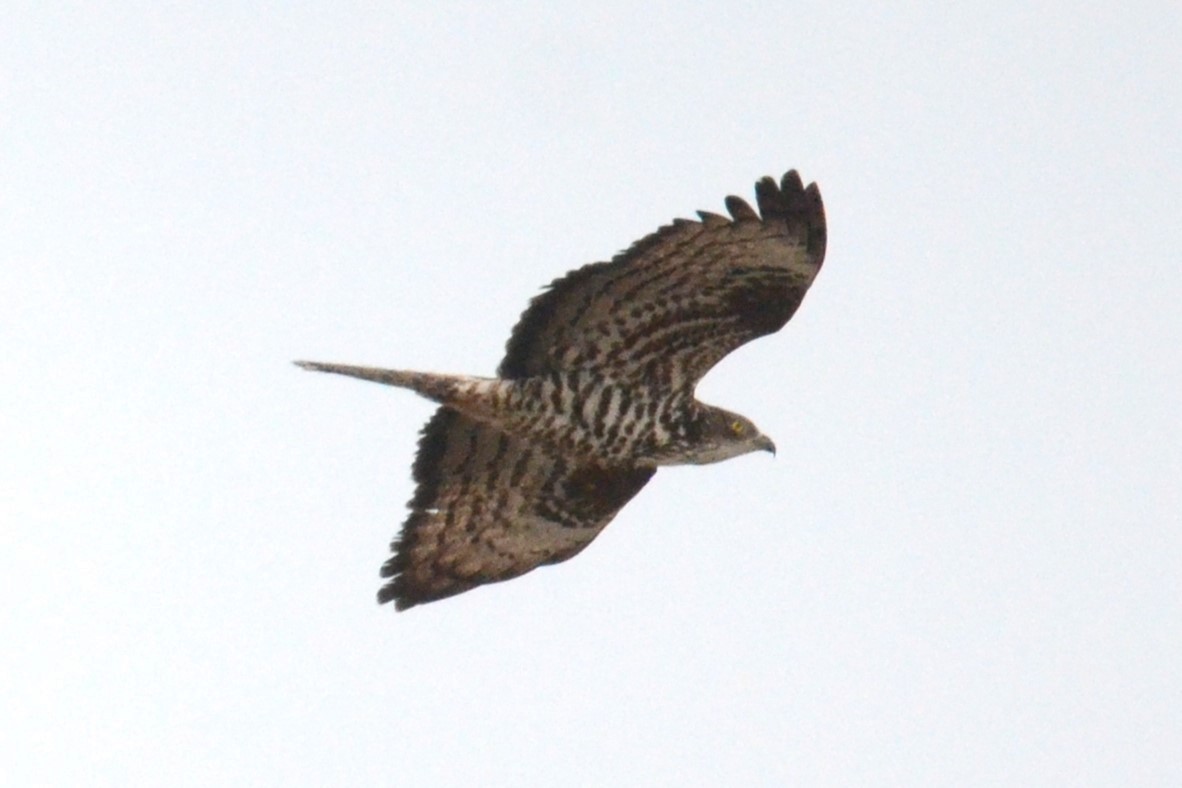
[[730, 420, 745, 435]]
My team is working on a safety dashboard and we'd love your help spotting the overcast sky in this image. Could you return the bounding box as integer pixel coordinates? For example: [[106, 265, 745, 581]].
[[3, 3, 1179, 785]]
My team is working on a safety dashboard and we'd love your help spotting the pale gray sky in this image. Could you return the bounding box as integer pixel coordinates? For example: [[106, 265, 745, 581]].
[[3, 3, 1180, 785]]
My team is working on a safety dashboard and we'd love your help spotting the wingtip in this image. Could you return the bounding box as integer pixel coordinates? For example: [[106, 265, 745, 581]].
[[724, 194, 760, 222], [780, 170, 805, 194], [378, 584, 415, 611]]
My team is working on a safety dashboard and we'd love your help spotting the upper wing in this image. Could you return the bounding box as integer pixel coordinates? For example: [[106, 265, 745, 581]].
[[379, 407, 655, 610], [498, 170, 827, 387]]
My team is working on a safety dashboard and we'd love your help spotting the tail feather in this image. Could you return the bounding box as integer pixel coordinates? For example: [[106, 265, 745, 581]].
[[294, 360, 504, 413]]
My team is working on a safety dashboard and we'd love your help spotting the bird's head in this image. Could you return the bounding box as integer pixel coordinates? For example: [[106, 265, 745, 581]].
[[675, 405, 776, 465]]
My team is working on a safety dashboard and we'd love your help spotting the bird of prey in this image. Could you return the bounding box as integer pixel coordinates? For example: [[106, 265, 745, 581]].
[[297, 170, 827, 610]]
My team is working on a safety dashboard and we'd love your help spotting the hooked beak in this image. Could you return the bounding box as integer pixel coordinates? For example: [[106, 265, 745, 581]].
[[756, 434, 776, 456]]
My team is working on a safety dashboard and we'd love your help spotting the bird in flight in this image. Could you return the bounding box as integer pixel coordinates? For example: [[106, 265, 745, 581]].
[[297, 170, 827, 610]]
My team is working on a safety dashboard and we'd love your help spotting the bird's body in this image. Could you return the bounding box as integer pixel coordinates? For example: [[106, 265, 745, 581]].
[[298, 170, 827, 610], [292, 364, 765, 466]]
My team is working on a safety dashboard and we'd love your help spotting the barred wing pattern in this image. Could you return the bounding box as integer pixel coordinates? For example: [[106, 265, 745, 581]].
[[380, 408, 654, 609], [499, 171, 827, 388]]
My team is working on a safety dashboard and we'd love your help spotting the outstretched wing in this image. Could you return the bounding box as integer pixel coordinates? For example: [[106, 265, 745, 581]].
[[499, 171, 826, 388], [380, 407, 655, 610]]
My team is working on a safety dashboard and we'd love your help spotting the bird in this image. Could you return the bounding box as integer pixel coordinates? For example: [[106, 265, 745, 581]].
[[297, 170, 827, 610]]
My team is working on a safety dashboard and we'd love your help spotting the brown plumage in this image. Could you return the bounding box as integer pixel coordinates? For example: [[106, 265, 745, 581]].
[[297, 170, 827, 610]]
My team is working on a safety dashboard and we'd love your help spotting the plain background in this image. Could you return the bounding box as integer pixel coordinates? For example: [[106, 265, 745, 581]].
[[3, 3, 1179, 785]]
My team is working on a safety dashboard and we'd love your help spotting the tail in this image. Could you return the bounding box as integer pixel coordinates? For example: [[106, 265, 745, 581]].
[[294, 360, 503, 410]]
